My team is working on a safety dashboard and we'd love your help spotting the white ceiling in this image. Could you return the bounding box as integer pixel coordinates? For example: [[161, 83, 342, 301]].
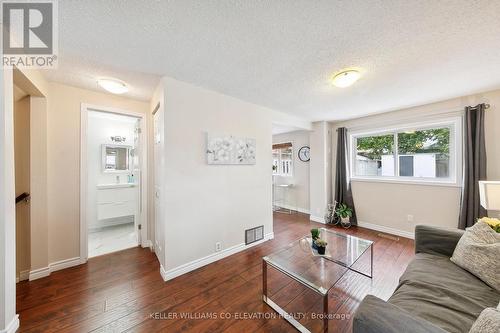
[[44, 1, 500, 121], [272, 124, 307, 135]]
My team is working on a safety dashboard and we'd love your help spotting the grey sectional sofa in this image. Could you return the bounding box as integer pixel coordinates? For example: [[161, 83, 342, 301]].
[[353, 225, 500, 333]]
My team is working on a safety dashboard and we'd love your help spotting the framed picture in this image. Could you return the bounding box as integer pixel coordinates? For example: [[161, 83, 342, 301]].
[[206, 134, 256, 165]]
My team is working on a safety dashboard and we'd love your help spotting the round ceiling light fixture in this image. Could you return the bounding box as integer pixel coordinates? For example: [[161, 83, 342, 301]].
[[97, 78, 129, 94], [331, 69, 362, 88]]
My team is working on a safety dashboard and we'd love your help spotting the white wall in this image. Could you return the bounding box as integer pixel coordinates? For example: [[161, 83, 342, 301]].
[[272, 130, 310, 213], [309, 121, 332, 222], [87, 112, 137, 230], [159, 77, 274, 279], [0, 68, 19, 332], [47, 83, 150, 263], [332, 88, 500, 237]]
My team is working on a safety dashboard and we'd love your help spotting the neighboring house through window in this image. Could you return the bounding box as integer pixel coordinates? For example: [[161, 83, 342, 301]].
[[349, 116, 462, 185]]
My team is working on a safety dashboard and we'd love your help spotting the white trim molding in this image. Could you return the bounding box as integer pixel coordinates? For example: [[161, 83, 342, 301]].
[[357, 221, 414, 239], [274, 204, 310, 215], [80, 104, 149, 262], [310, 215, 326, 224], [16, 270, 30, 283], [29, 257, 86, 281], [0, 315, 19, 333], [141, 239, 153, 250], [159, 264, 168, 281], [28, 267, 50, 281], [349, 116, 463, 187], [161, 232, 274, 281]]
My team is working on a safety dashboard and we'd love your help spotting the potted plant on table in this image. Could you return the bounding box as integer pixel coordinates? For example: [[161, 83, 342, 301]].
[[315, 239, 328, 255], [310, 228, 320, 249], [310, 228, 320, 240], [335, 203, 353, 228]]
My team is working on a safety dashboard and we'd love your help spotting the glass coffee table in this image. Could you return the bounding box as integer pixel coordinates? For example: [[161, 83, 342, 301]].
[[262, 228, 373, 333]]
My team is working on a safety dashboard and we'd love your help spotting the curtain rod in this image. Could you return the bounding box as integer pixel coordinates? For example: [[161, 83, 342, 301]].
[[476, 103, 490, 109]]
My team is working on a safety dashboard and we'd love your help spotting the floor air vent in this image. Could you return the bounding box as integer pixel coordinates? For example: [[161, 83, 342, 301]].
[[245, 225, 264, 245]]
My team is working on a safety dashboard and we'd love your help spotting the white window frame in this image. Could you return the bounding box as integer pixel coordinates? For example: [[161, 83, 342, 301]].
[[349, 116, 462, 187], [273, 142, 294, 177]]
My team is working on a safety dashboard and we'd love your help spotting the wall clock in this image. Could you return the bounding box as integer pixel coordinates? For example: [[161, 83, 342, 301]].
[[298, 146, 310, 162]]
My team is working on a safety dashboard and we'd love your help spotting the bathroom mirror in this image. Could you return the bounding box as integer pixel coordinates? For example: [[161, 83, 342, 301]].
[[102, 144, 131, 172]]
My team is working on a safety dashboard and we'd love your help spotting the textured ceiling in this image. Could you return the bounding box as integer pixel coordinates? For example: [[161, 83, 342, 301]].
[[44, 0, 500, 120], [272, 124, 306, 135]]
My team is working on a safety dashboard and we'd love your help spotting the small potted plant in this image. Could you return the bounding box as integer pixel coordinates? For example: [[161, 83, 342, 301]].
[[310, 228, 320, 249], [315, 239, 328, 255], [335, 203, 353, 226], [310, 228, 320, 240]]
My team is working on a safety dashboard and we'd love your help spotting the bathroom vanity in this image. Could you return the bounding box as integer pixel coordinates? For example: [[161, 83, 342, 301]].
[[96, 183, 137, 221]]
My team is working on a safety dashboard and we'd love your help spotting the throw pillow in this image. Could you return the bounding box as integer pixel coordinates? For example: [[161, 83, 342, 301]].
[[450, 221, 500, 291], [469, 307, 500, 333]]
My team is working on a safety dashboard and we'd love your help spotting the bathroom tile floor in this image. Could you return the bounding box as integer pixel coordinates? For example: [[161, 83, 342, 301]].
[[88, 222, 138, 257]]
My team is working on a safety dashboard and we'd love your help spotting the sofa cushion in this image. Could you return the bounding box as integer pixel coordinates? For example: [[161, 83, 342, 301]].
[[388, 253, 500, 333], [450, 221, 500, 291], [469, 307, 500, 333]]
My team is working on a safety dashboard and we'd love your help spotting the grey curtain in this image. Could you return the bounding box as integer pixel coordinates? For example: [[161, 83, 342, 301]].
[[334, 127, 357, 225], [459, 104, 487, 229]]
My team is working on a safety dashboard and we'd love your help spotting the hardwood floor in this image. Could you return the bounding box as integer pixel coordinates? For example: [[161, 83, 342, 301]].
[[16, 213, 415, 333]]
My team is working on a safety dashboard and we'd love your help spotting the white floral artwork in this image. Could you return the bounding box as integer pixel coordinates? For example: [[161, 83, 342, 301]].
[[206, 134, 256, 165]]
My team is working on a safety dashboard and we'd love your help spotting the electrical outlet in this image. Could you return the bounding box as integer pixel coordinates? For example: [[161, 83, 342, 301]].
[[215, 242, 222, 252], [407, 214, 414, 222]]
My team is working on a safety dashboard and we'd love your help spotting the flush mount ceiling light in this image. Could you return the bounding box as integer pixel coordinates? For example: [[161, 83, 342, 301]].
[[331, 69, 362, 88], [97, 78, 129, 94]]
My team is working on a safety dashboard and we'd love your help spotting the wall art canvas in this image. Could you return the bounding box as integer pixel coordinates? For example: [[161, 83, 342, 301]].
[[206, 134, 256, 165]]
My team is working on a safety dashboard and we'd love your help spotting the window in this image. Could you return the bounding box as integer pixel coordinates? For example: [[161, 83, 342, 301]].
[[350, 117, 461, 185], [273, 142, 293, 176]]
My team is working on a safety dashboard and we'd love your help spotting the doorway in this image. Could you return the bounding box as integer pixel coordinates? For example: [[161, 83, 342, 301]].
[[80, 105, 148, 259], [14, 86, 30, 282]]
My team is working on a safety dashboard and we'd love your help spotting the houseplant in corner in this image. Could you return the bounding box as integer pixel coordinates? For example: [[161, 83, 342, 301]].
[[335, 203, 353, 228], [315, 239, 328, 255]]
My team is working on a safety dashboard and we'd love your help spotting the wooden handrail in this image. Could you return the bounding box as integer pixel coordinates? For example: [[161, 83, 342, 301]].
[[16, 192, 30, 204]]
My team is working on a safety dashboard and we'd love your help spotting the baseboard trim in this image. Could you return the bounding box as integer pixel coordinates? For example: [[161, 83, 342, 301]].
[[357, 221, 414, 239], [274, 204, 310, 215], [29, 257, 85, 281], [50, 257, 85, 272], [29, 266, 50, 281], [16, 270, 30, 283], [141, 239, 153, 249], [0, 315, 19, 333], [159, 264, 167, 281], [162, 232, 274, 281], [310, 215, 326, 224]]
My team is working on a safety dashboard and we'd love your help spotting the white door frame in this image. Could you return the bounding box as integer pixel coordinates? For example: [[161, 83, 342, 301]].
[[80, 103, 149, 262]]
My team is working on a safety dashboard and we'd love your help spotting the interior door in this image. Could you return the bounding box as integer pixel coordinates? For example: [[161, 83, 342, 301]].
[[133, 118, 142, 245], [153, 104, 165, 265]]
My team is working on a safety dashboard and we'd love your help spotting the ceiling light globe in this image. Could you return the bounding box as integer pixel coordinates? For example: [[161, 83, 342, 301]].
[[331, 70, 361, 88], [97, 79, 129, 94]]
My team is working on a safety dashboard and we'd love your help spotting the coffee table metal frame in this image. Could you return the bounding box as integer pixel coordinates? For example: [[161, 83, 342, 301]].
[[262, 230, 373, 333]]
